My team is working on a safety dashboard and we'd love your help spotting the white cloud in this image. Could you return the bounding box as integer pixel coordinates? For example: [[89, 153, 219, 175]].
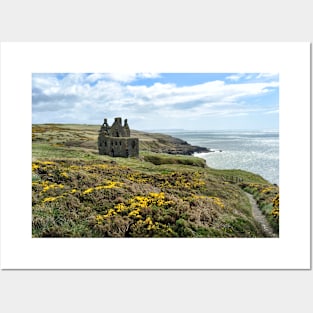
[[226, 73, 279, 82], [102, 72, 160, 83], [137, 72, 161, 79], [264, 109, 279, 114], [86, 73, 107, 82], [32, 73, 279, 128], [256, 73, 278, 79], [105, 73, 138, 82], [225, 74, 245, 81]]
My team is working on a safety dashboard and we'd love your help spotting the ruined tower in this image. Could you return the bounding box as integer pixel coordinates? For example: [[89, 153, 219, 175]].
[[98, 117, 139, 157]]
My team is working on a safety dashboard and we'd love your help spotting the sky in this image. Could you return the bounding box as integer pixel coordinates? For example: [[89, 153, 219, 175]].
[[32, 73, 279, 130]]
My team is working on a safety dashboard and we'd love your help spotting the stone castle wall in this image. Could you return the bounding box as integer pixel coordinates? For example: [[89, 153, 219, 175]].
[[98, 117, 139, 157]]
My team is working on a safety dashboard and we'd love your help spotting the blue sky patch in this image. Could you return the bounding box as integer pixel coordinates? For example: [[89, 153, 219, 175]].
[[32, 72, 279, 130]]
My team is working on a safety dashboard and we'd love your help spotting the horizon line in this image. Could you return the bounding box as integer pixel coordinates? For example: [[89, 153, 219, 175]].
[[32, 123, 279, 132]]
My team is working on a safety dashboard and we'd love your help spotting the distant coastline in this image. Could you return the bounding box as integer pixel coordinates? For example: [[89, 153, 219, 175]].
[[159, 129, 279, 185], [32, 124, 278, 184]]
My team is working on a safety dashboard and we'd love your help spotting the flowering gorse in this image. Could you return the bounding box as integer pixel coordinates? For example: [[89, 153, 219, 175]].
[[271, 194, 279, 218]]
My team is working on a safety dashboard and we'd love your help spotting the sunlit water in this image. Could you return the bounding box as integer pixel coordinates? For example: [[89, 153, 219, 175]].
[[163, 130, 279, 185]]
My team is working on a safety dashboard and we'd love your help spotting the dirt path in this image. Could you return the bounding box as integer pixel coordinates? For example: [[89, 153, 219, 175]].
[[244, 192, 278, 238]]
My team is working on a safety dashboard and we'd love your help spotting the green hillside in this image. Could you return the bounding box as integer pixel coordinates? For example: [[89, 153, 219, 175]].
[[32, 124, 279, 237]]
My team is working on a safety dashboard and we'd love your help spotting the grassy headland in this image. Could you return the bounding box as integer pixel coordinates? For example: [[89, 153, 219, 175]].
[[32, 124, 279, 237]]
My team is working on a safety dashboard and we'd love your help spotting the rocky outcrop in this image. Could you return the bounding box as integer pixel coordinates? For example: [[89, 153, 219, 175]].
[[131, 130, 210, 155]]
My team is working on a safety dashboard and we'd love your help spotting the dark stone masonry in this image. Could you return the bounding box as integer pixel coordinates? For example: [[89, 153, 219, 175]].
[[98, 117, 139, 157]]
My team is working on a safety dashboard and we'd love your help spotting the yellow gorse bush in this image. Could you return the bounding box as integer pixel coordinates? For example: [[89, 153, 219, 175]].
[[261, 186, 275, 194], [95, 192, 175, 226], [271, 194, 279, 218], [32, 158, 274, 238], [41, 161, 56, 165], [82, 188, 94, 195], [32, 164, 40, 171], [43, 195, 64, 202], [208, 196, 225, 209], [32, 160, 126, 205], [33, 181, 65, 194], [60, 172, 69, 178], [114, 203, 127, 213], [126, 171, 206, 190], [82, 181, 124, 195], [127, 173, 149, 183]]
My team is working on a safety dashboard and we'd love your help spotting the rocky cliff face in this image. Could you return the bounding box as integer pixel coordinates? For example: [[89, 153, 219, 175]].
[[131, 130, 210, 155]]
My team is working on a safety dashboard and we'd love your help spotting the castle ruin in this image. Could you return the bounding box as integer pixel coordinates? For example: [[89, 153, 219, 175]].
[[98, 117, 139, 157]]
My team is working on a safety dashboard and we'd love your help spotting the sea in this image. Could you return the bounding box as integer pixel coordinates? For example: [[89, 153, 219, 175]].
[[161, 130, 279, 185]]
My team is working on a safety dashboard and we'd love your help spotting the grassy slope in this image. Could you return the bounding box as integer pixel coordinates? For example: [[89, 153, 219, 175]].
[[32, 124, 279, 237]]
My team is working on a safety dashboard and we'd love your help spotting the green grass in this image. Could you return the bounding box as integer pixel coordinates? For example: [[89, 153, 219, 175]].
[[142, 152, 207, 167], [32, 123, 279, 237], [32, 143, 98, 159]]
